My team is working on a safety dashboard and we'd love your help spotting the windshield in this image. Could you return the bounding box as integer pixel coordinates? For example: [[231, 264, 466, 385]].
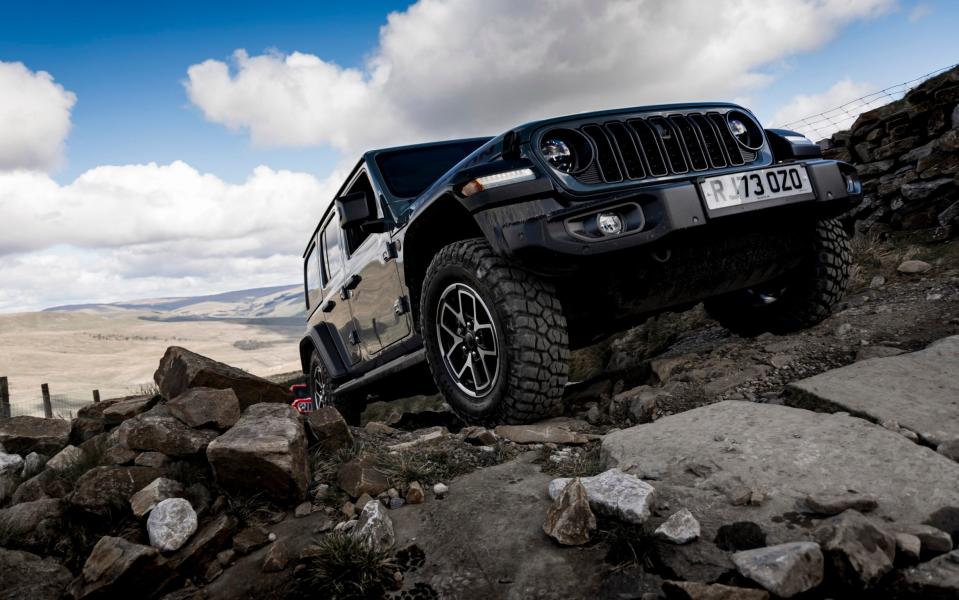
[[375, 139, 489, 199]]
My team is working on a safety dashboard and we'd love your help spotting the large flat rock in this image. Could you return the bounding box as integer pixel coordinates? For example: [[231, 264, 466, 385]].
[[390, 454, 606, 599], [602, 401, 959, 546], [786, 335, 959, 445]]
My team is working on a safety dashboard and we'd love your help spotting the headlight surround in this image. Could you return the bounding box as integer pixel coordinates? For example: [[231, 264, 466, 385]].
[[726, 110, 765, 151], [539, 128, 593, 174]]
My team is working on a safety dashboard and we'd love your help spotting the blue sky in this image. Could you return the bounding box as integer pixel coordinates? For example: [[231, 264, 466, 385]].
[[0, 1, 407, 182], [1, 0, 956, 184], [0, 0, 957, 312]]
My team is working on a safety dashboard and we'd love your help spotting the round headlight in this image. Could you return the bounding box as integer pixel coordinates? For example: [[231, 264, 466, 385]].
[[542, 138, 574, 172], [726, 110, 764, 151], [539, 128, 593, 174]]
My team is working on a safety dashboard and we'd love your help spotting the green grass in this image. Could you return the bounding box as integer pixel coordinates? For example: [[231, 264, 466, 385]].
[[298, 532, 399, 599], [224, 491, 282, 528]]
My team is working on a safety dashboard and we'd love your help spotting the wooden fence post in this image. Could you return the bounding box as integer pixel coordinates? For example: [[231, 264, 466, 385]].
[[0, 376, 9, 418], [41, 383, 53, 418], [93, 389, 101, 403]]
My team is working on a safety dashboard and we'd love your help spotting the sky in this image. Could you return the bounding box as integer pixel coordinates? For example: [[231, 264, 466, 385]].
[[0, 0, 957, 312]]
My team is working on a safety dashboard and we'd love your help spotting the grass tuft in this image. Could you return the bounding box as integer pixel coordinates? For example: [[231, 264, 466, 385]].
[[299, 533, 399, 599], [599, 519, 657, 570]]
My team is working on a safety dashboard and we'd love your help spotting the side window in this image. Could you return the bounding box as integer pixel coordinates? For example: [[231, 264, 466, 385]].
[[304, 242, 321, 309], [344, 172, 377, 256], [322, 217, 344, 285]]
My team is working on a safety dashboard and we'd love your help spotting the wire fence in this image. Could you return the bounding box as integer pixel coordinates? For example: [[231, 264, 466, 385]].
[[773, 63, 958, 142], [0, 376, 103, 420]]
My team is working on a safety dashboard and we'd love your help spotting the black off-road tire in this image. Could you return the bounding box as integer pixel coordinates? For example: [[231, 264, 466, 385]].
[[420, 238, 569, 425], [705, 218, 851, 336], [308, 350, 364, 425]]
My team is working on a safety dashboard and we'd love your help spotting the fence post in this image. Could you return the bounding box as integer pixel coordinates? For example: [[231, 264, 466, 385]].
[[41, 383, 53, 418], [93, 389, 101, 403], [0, 376, 9, 418]]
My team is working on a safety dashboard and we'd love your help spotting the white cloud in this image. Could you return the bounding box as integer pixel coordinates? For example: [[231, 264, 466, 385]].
[[186, 0, 894, 155], [0, 162, 342, 312], [768, 78, 876, 140], [0, 61, 77, 172]]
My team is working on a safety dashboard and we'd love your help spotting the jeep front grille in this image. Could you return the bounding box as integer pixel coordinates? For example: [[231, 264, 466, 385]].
[[573, 112, 755, 185]]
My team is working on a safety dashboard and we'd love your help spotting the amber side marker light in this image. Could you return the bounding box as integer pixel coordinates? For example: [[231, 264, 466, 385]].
[[461, 168, 536, 197]]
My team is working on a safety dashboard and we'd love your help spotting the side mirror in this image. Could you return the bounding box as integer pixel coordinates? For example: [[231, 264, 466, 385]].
[[336, 192, 371, 229]]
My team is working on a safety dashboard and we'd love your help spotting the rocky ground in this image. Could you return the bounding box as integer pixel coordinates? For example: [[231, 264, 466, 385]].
[[0, 229, 957, 600]]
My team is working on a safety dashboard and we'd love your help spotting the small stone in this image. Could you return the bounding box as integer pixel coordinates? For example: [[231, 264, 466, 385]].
[[389, 497, 405, 510], [895, 532, 921, 566], [893, 523, 954, 559], [836, 323, 853, 337], [494, 422, 588, 445], [146, 498, 198, 552], [433, 483, 449, 498], [543, 478, 596, 546], [406, 481, 425, 504], [897, 260, 932, 274], [387, 487, 399, 499], [268, 532, 277, 542], [353, 500, 395, 552], [655, 509, 700, 544], [130, 477, 185, 518], [216, 549, 235, 567], [732, 542, 824, 598], [294, 502, 312, 518], [805, 492, 879, 516], [334, 520, 356, 534], [354, 493, 374, 512], [262, 541, 290, 573], [233, 526, 270, 554], [341, 501, 356, 519], [869, 275, 885, 289]]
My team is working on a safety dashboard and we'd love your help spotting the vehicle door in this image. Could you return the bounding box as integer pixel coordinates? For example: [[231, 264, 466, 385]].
[[340, 168, 412, 359], [317, 210, 362, 366]]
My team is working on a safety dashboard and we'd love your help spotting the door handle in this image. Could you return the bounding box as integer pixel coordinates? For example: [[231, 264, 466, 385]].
[[321, 299, 336, 313], [343, 274, 362, 291]]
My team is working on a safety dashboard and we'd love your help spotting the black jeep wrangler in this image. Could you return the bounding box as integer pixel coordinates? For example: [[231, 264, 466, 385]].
[[300, 103, 860, 425]]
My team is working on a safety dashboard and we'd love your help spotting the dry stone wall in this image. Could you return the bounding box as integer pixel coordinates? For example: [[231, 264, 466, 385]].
[[822, 65, 959, 237]]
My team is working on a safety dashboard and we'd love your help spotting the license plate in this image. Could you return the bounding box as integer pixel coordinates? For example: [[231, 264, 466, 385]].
[[700, 165, 812, 211]]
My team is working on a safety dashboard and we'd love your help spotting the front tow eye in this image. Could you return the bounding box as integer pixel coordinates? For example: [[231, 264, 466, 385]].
[[652, 248, 672, 263]]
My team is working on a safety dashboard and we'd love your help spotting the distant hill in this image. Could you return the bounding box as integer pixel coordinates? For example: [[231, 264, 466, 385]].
[[45, 284, 306, 321]]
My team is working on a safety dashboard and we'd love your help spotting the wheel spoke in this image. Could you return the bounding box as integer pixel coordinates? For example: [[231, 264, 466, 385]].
[[476, 353, 491, 386], [440, 322, 463, 344]]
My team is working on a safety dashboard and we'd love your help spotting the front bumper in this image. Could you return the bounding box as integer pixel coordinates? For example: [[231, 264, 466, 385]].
[[475, 159, 859, 259]]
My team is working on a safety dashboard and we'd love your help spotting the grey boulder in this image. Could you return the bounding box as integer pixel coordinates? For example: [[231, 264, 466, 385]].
[[116, 406, 219, 456], [0, 548, 72, 600], [71, 466, 162, 515], [353, 498, 396, 552], [206, 403, 309, 502], [166, 387, 241, 430], [815, 509, 896, 590], [732, 542, 824, 598], [0, 416, 70, 455], [154, 346, 291, 410], [549, 468, 656, 524], [147, 498, 198, 552], [543, 478, 596, 546], [131, 477, 185, 518]]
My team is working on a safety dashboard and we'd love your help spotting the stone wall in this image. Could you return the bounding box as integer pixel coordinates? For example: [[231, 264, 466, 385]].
[[822, 65, 959, 237]]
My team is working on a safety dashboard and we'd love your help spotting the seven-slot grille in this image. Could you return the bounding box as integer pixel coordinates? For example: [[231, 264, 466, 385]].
[[573, 112, 759, 185]]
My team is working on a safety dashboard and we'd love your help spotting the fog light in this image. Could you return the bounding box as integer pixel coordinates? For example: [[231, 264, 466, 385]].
[[596, 212, 624, 236]]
